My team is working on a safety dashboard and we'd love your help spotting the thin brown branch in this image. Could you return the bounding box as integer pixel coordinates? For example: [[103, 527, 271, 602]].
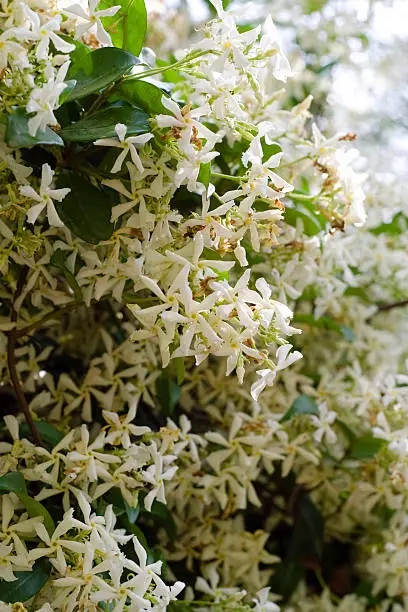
[[15, 300, 78, 338], [6, 267, 43, 446], [377, 299, 408, 313]]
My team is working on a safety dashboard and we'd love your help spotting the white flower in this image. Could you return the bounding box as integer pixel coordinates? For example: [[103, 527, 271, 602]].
[[310, 403, 337, 444], [26, 61, 71, 136], [65, 0, 120, 46], [251, 344, 303, 401], [10, 11, 74, 61], [94, 123, 154, 173], [19, 163, 69, 227]]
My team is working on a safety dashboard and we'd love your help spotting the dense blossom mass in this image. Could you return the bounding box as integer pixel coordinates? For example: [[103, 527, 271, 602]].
[[0, 0, 407, 610]]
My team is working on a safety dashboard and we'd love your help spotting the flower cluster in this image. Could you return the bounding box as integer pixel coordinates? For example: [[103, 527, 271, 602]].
[[1, 0, 407, 610]]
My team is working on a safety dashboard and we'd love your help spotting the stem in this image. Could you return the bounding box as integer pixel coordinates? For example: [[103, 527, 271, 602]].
[[279, 154, 312, 169], [15, 295, 159, 338], [15, 300, 78, 338], [377, 299, 408, 313], [125, 50, 214, 83], [211, 171, 242, 183], [289, 191, 319, 201], [7, 267, 42, 446]]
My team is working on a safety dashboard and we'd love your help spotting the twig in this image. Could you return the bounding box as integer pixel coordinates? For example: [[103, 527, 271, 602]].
[[377, 299, 408, 313], [6, 267, 42, 446]]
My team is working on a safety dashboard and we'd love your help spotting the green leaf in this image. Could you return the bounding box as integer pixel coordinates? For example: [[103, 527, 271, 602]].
[[175, 357, 185, 385], [121, 517, 148, 549], [337, 419, 357, 443], [284, 200, 327, 236], [60, 103, 150, 142], [101, 487, 140, 522], [197, 162, 211, 190], [0, 472, 27, 495], [55, 171, 115, 244], [20, 421, 64, 447], [370, 212, 408, 236], [17, 494, 55, 535], [294, 314, 355, 342], [119, 79, 168, 114], [281, 394, 319, 422], [0, 558, 50, 603], [50, 250, 82, 301], [6, 109, 64, 148], [59, 80, 77, 105], [101, 0, 146, 56], [155, 368, 180, 417], [270, 494, 324, 602], [269, 558, 304, 602], [59, 35, 90, 66], [295, 494, 324, 559], [64, 47, 139, 102], [261, 139, 281, 163], [143, 499, 176, 539], [349, 435, 384, 459], [344, 286, 370, 302]]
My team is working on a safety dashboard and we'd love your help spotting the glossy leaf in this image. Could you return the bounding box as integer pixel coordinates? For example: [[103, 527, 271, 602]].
[[119, 79, 169, 114], [17, 494, 55, 535], [20, 421, 64, 447], [64, 47, 139, 102], [143, 499, 177, 539], [0, 472, 27, 495], [60, 104, 149, 142], [50, 250, 82, 301], [55, 171, 115, 244], [101, 0, 147, 56], [155, 368, 180, 417], [0, 559, 50, 603], [6, 109, 63, 148], [281, 394, 319, 422]]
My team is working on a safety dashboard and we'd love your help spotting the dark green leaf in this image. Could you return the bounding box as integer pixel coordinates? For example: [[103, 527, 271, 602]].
[[17, 494, 55, 535], [101, 0, 146, 56], [281, 394, 319, 422], [65, 47, 139, 102], [0, 472, 27, 495], [50, 250, 82, 301], [0, 559, 50, 603], [349, 435, 384, 459], [269, 558, 304, 601], [270, 493, 324, 602], [143, 499, 176, 539], [119, 79, 168, 114], [6, 109, 64, 148], [121, 517, 149, 549], [20, 421, 64, 447], [101, 487, 139, 523], [60, 103, 150, 142], [55, 171, 115, 244], [295, 494, 324, 559], [155, 368, 180, 417]]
